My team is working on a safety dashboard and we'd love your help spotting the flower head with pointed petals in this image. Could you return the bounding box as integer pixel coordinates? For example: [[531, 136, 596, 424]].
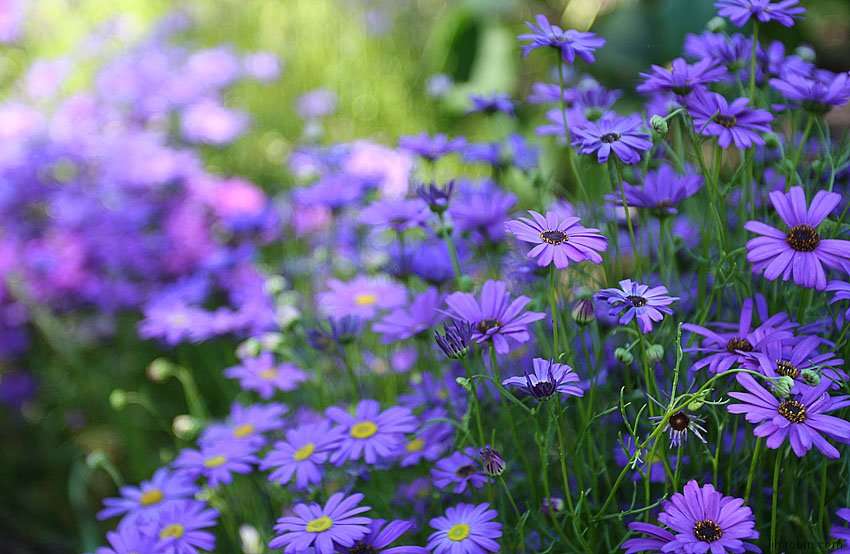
[[506, 210, 607, 269], [269, 492, 372, 554], [518, 15, 605, 64]]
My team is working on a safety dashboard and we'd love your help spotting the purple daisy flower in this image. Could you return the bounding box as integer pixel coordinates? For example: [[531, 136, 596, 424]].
[[616, 164, 703, 215], [596, 279, 678, 333], [224, 352, 308, 400], [449, 180, 517, 242], [827, 280, 850, 318], [200, 402, 287, 447], [502, 358, 584, 401], [684, 32, 755, 76], [269, 492, 372, 554], [326, 399, 418, 465], [444, 280, 546, 354], [151, 500, 218, 554], [572, 114, 652, 165], [427, 503, 502, 554], [831, 508, 850, 554], [749, 336, 846, 392], [98, 468, 198, 521], [716, 0, 805, 27], [359, 198, 429, 232], [399, 133, 466, 162], [687, 91, 774, 149], [684, 297, 795, 373], [745, 187, 850, 290], [373, 288, 444, 343], [728, 373, 850, 458], [338, 519, 428, 554], [770, 69, 850, 114], [96, 518, 157, 554], [631, 481, 760, 553], [518, 14, 605, 64], [398, 409, 453, 467], [430, 448, 488, 494], [468, 93, 515, 116], [505, 210, 607, 269], [174, 439, 258, 487], [261, 421, 341, 490], [318, 276, 408, 320], [637, 57, 728, 97]]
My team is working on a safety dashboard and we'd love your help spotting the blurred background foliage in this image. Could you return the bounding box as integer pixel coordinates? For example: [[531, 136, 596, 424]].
[[1, 0, 848, 552]]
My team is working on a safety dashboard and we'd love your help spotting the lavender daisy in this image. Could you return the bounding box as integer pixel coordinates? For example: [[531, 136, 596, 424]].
[[750, 336, 846, 391], [200, 402, 287, 447], [687, 91, 773, 149], [505, 210, 607, 269], [261, 421, 341, 490], [728, 373, 850, 458], [502, 358, 584, 401], [152, 500, 218, 554], [338, 519, 428, 554], [427, 503, 502, 554], [399, 133, 466, 161], [269, 492, 372, 554], [716, 0, 805, 27], [173, 439, 258, 487], [518, 14, 605, 64], [326, 399, 418, 465], [444, 280, 546, 354], [318, 276, 407, 320], [398, 409, 452, 467], [224, 352, 308, 399], [621, 521, 675, 553], [745, 187, 850, 290], [617, 164, 703, 216], [98, 468, 198, 520], [96, 519, 157, 554], [430, 449, 488, 494], [449, 180, 517, 242], [637, 57, 728, 97], [572, 114, 652, 165], [770, 69, 850, 114], [596, 279, 678, 333], [373, 288, 444, 343]]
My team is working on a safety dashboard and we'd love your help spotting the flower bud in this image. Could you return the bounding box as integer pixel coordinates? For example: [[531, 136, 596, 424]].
[[615, 347, 634, 365], [801, 368, 820, 386], [647, 344, 665, 363], [479, 446, 506, 476], [264, 275, 287, 296], [650, 115, 669, 137], [147, 358, 175, 382], [542, 496, 565, 515], [773, 376, 795, 399], [236, 338, 262, 359], [109, 389, 128, 411], [455, 377, 472, 391], [240, 525, 263, 554], [457, 275, 475, 292], [571, 297, 596, 325], [762, 132, 780, 148], [794, 45, 815, 62], [172, 414, 201, 439], [706, 16, 726, 32]]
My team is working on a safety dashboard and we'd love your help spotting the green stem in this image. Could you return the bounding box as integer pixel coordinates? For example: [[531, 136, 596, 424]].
[[749, 22, 759, 101], [744, 438, 762, 500], [770, 448, 783, 553]]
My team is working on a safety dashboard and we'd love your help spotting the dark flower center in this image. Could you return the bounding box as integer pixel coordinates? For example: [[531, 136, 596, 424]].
[[713, 114, 737, 128], [349, 543, 378, 554], [668, 411, 690, 432], [778, 399, 807, 423], [476, 319, 502, 334], [802, 100, 831, 114], [693, 519, 723, 542], [531, 380, 557, 398], [726, 337, 753, 353], [600, 132, 621, 143], [456, 464, 477, 478], [785, 224, 820, 252], [671, 85, 693, 96], [775, 359, 799, 379], [540, 230, 569, 245], [626, 295, 647, 307]]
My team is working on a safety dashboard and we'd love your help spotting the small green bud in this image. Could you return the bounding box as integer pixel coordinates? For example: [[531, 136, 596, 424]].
[[457, 275, 474, 292], [455, 377, 472, 392], [236, 338, 262, 359], [794, 45, 815, 62], [801, 368, 820, 386], [706, 16, 726, 32], [86, 450, 107, 469], [172, 414, 201, 440], [647, 344, 665, 363], [585, 107, 604, 122], [773, 376, 795, 399], [650, 115, 669, 137], [615, 347, 634, 365], [147, 358, 175, 382], [264, 275, 287, 296], [763, 132, 780, 148], [109, 389, 128, 410]]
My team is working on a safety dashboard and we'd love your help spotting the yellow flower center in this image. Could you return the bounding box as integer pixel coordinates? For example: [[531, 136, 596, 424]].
[[233, 424, 255, 438], [293, 442, 315, 461], [350, 420, 378, 439], [259, 368, 278, 380], [203, 455, 227, 468], [306, 515, 333, 533], [447, 523, 470, 541], [406, 438, 425, 452], [354, 293, 377, 306], [159, 523, 185, 539], [139, 488, 164, 506]]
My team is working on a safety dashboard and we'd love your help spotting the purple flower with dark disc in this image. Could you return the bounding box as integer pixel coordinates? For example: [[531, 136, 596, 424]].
[[326, 399, 418, 465], [173, 439, 258, 487], [683, 297, 795, 373], [684, 32, 755, 76], [359, 198, 429, 232], [750, 336, 846, 392], [468, 93, 515, 116], [449, 180, 517, 242], [431, 448, 488, 493], [98, 468, 198, 520], [728, 373, 850, 458], [505, 210, 607, 269], [373, 288, 444, 343], [596, 279, 678, 333], [827, 280, 850, 318], [716, 0, 805, 27], [687, 91, 773, 149], [151, 500, 219, 554], [444, 280, 546, 354], [572, 114, 652, 165], [96, 518, 157, 554], [832, 508, 850, 554], [518, 14, 605, 64], [318, 276, 408, 320], [502, 358, 584, 401], [200, 402, 287, 447], [427, 503, 502, 553], [269, 492, 372, 554], [224, 352, 308, 399], [745, 187, 850, 290], [627, 481, 759, 553], [338, 519, 428, 554], [399, 133, 466, 161], [616, 164, 703, 216], [637, 57, 728, 97], [261, 421, 341, 490], [770, 69, 850, 113]]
